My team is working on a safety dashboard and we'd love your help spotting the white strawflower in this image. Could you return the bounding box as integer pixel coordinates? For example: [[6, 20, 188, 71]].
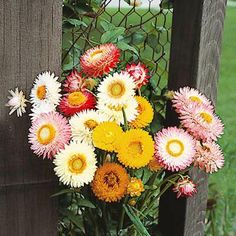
[[54, 141, 97, 188], [97, 72, 136, 107], [30, 71, 61, 107], [6, 87, 28, 117]]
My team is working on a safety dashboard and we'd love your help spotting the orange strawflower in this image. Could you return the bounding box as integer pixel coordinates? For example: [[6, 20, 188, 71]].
[[92, 163, 129, 202]]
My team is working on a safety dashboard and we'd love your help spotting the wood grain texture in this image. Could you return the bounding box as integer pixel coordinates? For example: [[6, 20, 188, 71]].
[[159, 0, 227, 235], [0, 0, 62, 235]]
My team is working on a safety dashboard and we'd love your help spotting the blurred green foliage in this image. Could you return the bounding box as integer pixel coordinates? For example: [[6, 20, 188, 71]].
[[206, 6, 236, 236]]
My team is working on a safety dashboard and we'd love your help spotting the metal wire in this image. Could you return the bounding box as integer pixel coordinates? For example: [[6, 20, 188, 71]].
[[66, 0, 172, 91]]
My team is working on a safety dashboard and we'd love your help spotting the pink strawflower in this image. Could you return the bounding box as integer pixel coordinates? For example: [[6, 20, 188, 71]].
[[173, 177, 197, 198], [154, 127, 196, 172], [194, 141, 224, 173], [28, 111, 71, 159], [126, 62, 150, 89], [63, 69, 87, 93], [179, 104, 224, 141], [172, 86, 214, 113], [80, 43, 120, 78]]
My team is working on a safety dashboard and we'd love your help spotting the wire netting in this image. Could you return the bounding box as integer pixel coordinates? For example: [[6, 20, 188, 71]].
[[62, 0, 172, 91]]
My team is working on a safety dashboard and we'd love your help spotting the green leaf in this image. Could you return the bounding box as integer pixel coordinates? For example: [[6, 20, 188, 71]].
[[131, 31, 146, 45], [150, 113, 165, 133], [135, 169, 144, 179], [60, 209, 84, 229], [64, 19, 87, 27], [100, 20, 116, 31], [160, 0, 173, 9], [150, 76, 159, 93], [90, 0, 103, 9], [123, 205, 151, 236], [63, 58, 78, 71], [141, 58, 156, 71], [117, 41, 138, 55], [147, 34, 161, 53], [101, 27, 126, 43], [51, 188, 75, 197], [62, 32, 72, 49], [142, 169, 152, 185], [77, 199, 96, 208]]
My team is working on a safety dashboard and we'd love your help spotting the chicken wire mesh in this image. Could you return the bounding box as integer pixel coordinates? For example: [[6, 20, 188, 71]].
[[62, 0, 172, 91]]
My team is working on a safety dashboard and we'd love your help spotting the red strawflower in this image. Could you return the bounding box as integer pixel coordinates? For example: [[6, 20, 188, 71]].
[[80, 43, 120, 78], [173, 177, 197, 198], [59, 91, 96, 116], [126, 62, 150, 89], [63, 69, 86, 93]]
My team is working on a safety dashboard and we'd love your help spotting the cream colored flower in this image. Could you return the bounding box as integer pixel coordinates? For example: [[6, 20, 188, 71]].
[[6, 88, 28, 117], [54, 141, 97, 188]]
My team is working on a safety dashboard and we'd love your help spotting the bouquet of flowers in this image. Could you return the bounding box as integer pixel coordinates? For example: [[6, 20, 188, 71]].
[[6, 43, 224, 236]]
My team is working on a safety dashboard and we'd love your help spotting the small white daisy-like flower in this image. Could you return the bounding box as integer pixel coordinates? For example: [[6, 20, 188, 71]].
[[179, 104, 224, 141], [97, 72, 136, 107], [29, 101, 55, 121], [154, 127, 196, 172], [30, 71, 61, 107], [69, 109, 104, 145], [96, 97, 138, 124], [172, 86, 214, 113], [5, 88, 28, 117], [53, 141, 97, 188]]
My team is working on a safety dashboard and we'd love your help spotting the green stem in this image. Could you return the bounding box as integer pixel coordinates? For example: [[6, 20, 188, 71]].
[[122, 107, 128, 131], [142, 180, 175, 216], [139, 171, 162, 209], [102, 203, 109, 234], [118, 197, 129, 233], [88, 209, 100, 236], [141, 176, 179, 215], [138, 89, 142, 96]]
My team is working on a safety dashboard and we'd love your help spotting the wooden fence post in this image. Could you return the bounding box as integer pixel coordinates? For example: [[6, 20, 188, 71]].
[[0, 0, 61, 235], [159, 0, 227, 235]]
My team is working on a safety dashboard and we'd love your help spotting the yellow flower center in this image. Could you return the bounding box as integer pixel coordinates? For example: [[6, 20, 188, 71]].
[[132, 182, 141, 190], [189, 96, 202, 103], [68, 92, 87, 106], [37, 124, 56, 145], [108, 81, 126, 98], [36, 85, 46, 100], [108, 104, 127, 111], [105, 172, 118, 187], [68, 154, 87, 174], [84, 119, 98, 130], [89, 49, 104, 62], [127, 178, 144, 197], [200, 112, 213, 123], [128, 141, 143, 155], [166, 139, 184, 157]]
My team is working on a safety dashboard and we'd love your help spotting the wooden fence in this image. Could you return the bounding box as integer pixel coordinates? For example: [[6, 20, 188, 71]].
[[0, 0, 226, 235]]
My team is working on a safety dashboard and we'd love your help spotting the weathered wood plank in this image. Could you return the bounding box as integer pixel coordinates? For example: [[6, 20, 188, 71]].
[[0, 0, 61, 234], [159, 0, 227, 235]]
